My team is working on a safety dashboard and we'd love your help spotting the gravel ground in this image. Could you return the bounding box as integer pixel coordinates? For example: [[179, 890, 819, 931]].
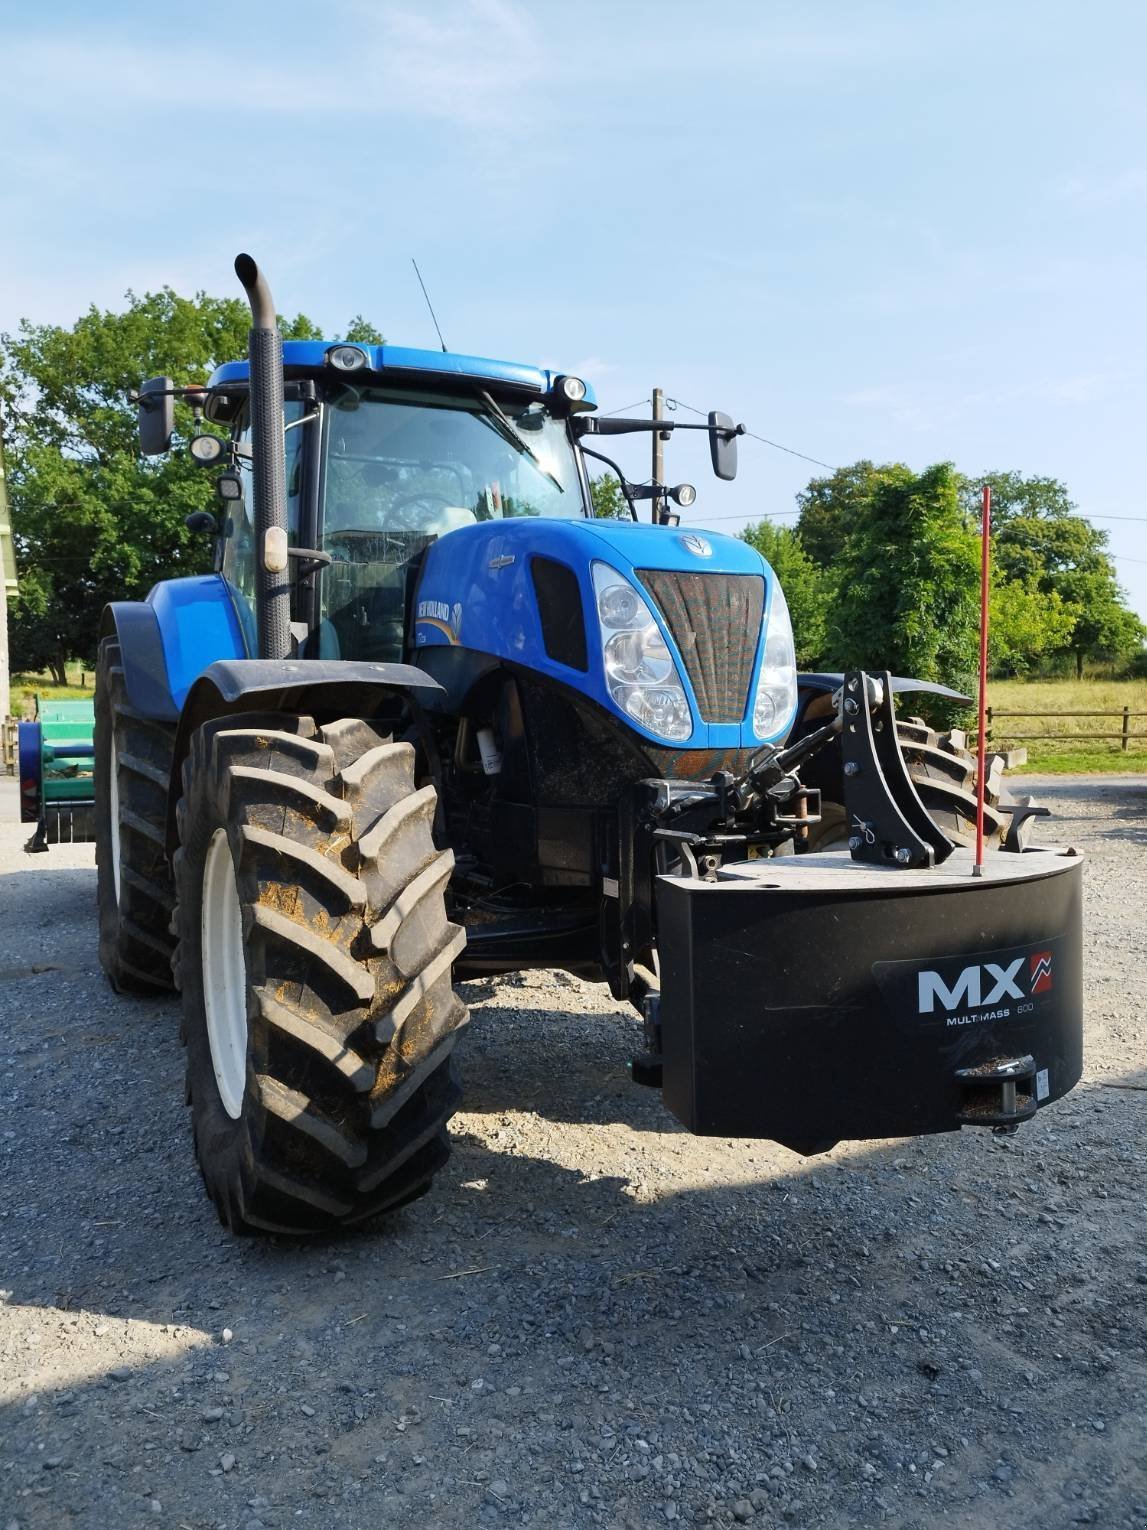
[[1, 773, 1145, 1530]]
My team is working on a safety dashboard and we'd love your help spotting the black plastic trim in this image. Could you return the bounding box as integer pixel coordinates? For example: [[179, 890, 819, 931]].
[[101, 602, 179, 723]]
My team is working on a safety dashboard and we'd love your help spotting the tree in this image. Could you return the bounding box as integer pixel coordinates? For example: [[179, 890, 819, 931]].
[[823, 463, 981, 688], [740, 519, 828, 667], [795, 460, 913, 568], [343, 316, 385, 344], [968, 470, 1144, 676], [0, 289, 381, 673], [589, 472, 628, 519], [988, 573, 1076, 677]]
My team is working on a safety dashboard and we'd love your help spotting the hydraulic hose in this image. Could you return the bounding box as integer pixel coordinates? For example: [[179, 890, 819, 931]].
[[234, 253, 290, 662]]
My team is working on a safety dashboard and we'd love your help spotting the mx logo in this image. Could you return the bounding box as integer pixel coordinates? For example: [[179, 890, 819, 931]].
[[1030, 951, 1053, 995]]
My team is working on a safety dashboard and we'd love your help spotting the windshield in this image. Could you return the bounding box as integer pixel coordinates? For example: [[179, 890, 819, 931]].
[[316, 387, 587, 662], [322, 386, 585, 536]]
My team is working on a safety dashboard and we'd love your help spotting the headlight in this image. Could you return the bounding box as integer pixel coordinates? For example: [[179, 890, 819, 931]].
[[188, 433, 226, 465], [752, 579, 798, 738], [592, 562, 692, 742]]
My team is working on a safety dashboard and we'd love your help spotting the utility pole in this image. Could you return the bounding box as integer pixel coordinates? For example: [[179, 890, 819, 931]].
[[651, 388, 665, 524]]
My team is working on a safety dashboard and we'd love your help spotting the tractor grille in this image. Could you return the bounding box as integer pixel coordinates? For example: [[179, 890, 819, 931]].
[[636, 570, 765, 723]]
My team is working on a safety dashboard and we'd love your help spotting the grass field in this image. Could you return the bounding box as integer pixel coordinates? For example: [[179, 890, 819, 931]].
[[983, 678, 1147, 773], [10, 671, 93, 709]]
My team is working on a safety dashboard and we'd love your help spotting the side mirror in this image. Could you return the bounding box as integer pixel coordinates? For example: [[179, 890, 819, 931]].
[[185, 511, 217, 535], [709, 411, 739, 482], [138, 376, 174, 456]]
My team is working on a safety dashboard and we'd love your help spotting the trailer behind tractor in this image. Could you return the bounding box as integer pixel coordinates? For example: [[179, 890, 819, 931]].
[[84, 254, 1082, 1235]]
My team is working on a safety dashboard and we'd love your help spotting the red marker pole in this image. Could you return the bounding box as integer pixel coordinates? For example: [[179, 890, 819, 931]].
[[973, 483, 992, 877]]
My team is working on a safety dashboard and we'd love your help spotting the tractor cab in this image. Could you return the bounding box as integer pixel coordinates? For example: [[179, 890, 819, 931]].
[[192, 346, 605, 665]]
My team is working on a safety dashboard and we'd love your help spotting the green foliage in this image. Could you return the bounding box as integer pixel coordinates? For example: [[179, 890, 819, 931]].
[[342, 316, 385, 344], [793, 461, 1143, 684], [0, 288, 379, 672], [740, 519, 828, 667], [823, 463, 981, 688], [989, 573, 1075, 677], [969, 470, 1145, 677], [589, 472, 628, 519], [795, 460, 912, 568]]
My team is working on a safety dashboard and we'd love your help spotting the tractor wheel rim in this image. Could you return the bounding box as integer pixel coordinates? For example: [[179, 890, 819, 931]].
[[109, 732, 121, 907], [201, 828, 248, 1120]]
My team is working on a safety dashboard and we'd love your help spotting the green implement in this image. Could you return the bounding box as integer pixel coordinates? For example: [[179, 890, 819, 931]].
[[19, 698, 97, 852]]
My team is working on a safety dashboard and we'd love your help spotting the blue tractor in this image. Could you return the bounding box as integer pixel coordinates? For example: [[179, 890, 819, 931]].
[[96, 255, 1084, 1235]]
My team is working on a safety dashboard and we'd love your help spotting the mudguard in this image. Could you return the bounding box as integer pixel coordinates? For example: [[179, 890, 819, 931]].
[[166, 659, 443, 852], [798, 672, 972, 704], [103, 574, 250, 723]]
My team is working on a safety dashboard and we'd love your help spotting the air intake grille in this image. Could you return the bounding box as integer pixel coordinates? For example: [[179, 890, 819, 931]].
[[637, 570, 765, 723]]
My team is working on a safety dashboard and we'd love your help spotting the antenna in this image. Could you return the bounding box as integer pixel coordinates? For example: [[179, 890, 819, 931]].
[[411, 257, 448, 353]]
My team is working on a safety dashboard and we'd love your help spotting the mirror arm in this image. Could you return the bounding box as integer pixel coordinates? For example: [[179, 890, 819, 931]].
[[576, 417, 745, 439], [578, 444, 640, 521]]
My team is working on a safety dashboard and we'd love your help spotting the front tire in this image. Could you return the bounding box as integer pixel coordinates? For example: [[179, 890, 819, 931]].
[[799, 720, 1008, 852], [94, 637, 177, 993], [174, 713, 467, 1235], [896, 718, 1005, 845]]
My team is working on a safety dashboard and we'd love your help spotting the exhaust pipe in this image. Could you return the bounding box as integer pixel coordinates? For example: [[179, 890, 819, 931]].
[[234, 253, 290, 662]]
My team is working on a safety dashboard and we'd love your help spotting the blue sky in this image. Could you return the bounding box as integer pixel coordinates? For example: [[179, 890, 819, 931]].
[[3, 0, 1145, 617]]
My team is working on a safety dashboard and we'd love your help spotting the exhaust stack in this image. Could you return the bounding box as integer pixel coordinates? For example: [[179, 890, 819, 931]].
[[234, 253, 290, 662]]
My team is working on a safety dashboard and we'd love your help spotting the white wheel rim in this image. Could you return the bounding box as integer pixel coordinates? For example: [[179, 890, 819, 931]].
[[109, 732, 121, 907], [201, 828, 249, 1120]]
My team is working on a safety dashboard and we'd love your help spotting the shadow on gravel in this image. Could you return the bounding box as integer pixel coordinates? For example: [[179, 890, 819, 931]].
[[3, 992, 1146, 1527], [455, 989, 658, 1129], [0, 864, 98, 933]]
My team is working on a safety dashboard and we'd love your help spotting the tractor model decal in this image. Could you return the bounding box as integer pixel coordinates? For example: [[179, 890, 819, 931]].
[[415, 598, 463, 645]]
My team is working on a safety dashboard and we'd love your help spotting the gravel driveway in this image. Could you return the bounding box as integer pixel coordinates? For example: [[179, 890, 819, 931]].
[[2, 774, 1145, 1530]]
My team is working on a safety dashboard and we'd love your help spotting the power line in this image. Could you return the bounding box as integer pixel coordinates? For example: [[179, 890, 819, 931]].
[[666, 397, 1147, 529], [600, 397, 651, 417], [666, 398, 837, 471], [690, 509, 801, 523]]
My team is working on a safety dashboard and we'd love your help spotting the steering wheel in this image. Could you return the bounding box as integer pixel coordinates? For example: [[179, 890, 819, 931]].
[[387, 490, 457, 530]]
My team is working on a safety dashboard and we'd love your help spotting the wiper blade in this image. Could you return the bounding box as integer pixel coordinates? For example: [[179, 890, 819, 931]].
[[475, 389, 563, 494]]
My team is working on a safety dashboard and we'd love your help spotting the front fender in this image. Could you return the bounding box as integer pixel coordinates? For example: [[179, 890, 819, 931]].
[[798, 672, 973, 703], [166, 659, 443, 853], [102, 574, 250, 723], [101, 601, 180, 723]]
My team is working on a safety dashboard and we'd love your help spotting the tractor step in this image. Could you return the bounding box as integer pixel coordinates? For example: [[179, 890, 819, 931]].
[[655, 844, 1083, 1155]]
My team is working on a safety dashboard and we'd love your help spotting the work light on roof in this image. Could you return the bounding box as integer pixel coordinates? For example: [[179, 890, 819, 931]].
[[326, 344, 368, 373]]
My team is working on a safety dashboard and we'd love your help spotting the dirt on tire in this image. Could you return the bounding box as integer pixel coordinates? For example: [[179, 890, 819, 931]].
[[173, 712, 467, 1235]]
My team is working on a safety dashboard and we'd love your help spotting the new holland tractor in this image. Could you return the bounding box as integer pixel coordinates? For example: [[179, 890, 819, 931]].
[[93, 254, 1084, 1235]]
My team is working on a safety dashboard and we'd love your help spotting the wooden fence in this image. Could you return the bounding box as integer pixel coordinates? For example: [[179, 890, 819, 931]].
[[976, 708, 1147, 751]]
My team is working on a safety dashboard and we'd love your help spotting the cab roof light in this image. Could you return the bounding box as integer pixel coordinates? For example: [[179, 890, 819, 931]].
[[326, 344, 369, 373]]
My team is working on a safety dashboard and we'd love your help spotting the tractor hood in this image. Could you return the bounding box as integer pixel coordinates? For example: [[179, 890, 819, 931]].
[[410, 517, 786, 751]]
